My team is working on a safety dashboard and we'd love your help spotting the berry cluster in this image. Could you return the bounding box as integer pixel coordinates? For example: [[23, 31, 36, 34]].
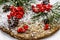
[[32, 3, 52, 13], [17, 25, 29, 33], [7, 6, 25, 28], [44, 24, 49, 30], [7, 6, 24, 19], [44, 19, 49, 30]]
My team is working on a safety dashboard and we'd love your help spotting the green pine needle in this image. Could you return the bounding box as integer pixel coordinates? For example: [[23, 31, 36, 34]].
[[0, 0, 9, 5]]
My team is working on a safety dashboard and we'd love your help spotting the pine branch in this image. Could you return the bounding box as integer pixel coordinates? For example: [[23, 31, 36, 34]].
[[48, 2, 60, 23], [10, 0, 32, 11], [10, 0, 30, 6], [32, 12, 43, 19], [49, 9, 60, 24], [31, 12, 48, 20], [0, 0, 9, 5]]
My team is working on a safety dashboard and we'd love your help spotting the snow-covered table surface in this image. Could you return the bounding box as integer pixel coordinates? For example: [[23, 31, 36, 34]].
[[0, 0, 60, 40]]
